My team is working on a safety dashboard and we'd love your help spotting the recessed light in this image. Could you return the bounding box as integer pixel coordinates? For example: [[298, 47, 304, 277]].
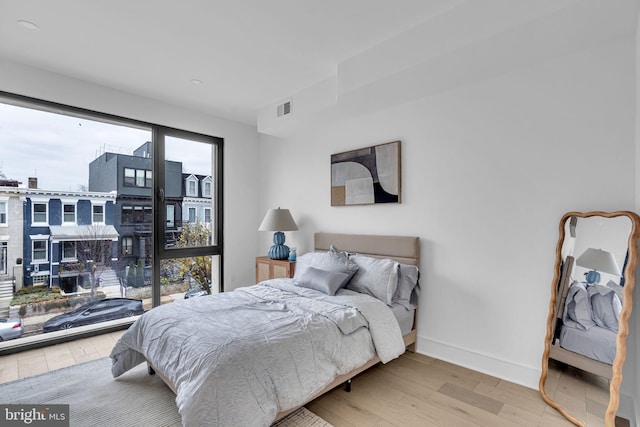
[[17, 20, 40, 31], [190, 79, 203, 85]]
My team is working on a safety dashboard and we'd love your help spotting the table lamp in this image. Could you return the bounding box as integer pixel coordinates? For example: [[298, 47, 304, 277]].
[[258, 208, 298, 260], [576, 247, 621, 285]]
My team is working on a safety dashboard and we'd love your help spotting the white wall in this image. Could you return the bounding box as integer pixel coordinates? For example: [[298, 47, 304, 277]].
[[0, 59, 262, 291], [259, 37, 637, 390]]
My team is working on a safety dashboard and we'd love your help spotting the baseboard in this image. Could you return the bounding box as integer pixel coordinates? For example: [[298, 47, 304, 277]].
[[416, 336, 541, 390]]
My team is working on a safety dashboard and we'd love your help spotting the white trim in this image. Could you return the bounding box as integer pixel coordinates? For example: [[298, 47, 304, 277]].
[[185, 174, 199, 197], [0, 200, 7, 226], [92, 202, 106, 225], [59, 198, 80, 204], [29, 234, 50, 240], [62, 201, 77, 224], [29, 197, 50, 203], [31, 200, 49, 225], [417, 336, 540, 391], [202, 176, 213, 197]]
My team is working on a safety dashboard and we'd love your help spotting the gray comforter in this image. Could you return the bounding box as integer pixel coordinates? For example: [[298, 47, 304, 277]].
[[110, 279, 406, 427]]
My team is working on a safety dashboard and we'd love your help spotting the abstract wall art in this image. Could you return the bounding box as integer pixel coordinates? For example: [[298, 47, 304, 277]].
[[331, 140, 401, 206]]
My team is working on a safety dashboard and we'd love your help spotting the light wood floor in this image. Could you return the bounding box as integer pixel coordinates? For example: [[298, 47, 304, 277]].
[[0, 330, 126, 383], [0, 332, 624, 427], [307, 351, 578, 427]]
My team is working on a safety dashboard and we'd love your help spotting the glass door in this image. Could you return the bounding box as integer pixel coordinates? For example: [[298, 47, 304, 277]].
[[153, 128, 223, 307]]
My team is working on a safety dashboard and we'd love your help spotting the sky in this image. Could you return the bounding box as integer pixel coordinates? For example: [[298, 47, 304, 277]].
[[0, 102, 212, 191]]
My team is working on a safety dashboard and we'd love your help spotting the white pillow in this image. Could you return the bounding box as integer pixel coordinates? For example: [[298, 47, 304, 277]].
[[347, 255, 399, 305]]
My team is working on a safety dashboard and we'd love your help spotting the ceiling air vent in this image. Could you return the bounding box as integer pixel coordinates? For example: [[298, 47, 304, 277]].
[[277, 99, 292, 118]]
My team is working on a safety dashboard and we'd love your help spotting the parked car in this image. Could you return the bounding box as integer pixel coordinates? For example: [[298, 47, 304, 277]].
[[184, 287, 208, 299], [0, 318, 24, 341], [43, 298, 144, 333]]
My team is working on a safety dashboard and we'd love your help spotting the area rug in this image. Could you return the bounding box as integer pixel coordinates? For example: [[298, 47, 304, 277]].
[[0, 356, 332, 427]]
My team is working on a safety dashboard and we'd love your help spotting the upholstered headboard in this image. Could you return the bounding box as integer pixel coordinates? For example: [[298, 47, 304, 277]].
[[314, 232, 420, 267]]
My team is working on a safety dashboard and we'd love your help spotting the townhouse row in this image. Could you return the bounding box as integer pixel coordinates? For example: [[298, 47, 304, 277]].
[[0, 144, 212, 295]]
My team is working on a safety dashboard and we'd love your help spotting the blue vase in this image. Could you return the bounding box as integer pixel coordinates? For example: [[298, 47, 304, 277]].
[[268, 232, 290, 260], [585, 270, 600, 284]]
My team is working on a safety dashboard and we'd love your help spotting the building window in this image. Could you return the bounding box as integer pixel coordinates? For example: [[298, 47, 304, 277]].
[[122, 206, 133, 224], [188, 207, 196, 222], [0, 201, 7, 225], [33, 240, 48, 262], [32, 274, 48, 286], [62, 241, 76, 260], [124, 168, 152, 188], [93, 205, 104, 223], [166, 205, 175, 228], [143, 207, 152, 223], [204, 208, 211, 223], [202, 180, 212, 197], [136, 169, 145, 187], [33, 202, 47, 224], [185, 175, 198, 197], [122, 236, 133, 255], [124, 168, 135, 186], [133, 206, 144, 223], [63, 203, 76, 224], [0, 242, 7, 275]]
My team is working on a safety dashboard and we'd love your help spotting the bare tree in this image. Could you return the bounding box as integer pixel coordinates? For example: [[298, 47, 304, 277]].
[[60, 225, 115, 297]]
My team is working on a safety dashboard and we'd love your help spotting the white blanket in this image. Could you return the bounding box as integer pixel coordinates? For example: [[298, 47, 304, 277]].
[[110, 279, 405, 427]]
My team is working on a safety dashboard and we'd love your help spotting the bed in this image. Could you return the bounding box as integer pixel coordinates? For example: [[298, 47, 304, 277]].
[[549, 255, 622, 378], [110, 232, 420, 426]]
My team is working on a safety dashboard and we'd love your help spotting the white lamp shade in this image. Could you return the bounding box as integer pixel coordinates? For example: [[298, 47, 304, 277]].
[[258, 208, 298, 232], [576, 248, 621, 276]]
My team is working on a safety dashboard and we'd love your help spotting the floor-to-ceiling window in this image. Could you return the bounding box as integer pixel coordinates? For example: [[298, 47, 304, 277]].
[[0, 91, 223, 351]]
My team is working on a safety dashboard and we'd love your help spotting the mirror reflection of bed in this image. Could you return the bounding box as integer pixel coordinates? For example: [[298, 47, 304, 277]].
[[544, 214, 633, 426]]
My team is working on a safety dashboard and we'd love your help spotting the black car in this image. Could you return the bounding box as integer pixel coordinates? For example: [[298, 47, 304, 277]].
[[43, 298, 144, 332], [184, 287, 208, 299]]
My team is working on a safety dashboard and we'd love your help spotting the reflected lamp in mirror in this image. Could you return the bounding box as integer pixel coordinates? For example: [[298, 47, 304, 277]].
[[258, 208, 298, 260], [576, 247, 621, 285]]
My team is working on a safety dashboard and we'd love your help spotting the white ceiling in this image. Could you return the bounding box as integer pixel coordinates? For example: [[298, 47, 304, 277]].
[[0, 0, 638, 127]]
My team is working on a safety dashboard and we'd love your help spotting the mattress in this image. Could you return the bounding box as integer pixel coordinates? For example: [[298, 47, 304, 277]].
[[390, 303, 415, 335], [559, 324, 616, 365]]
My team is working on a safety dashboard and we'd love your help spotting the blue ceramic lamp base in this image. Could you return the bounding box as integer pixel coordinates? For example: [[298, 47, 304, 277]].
[[584, 270, 601, 285], [268, 231, 290, 260]]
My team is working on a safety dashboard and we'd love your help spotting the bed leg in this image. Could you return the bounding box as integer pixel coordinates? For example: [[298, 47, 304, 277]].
[[147, 364, 155, 375], [344, 378, 352, 393]]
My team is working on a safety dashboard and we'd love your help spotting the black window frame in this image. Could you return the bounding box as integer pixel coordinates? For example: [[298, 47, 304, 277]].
[[0, 90, 224, 348]]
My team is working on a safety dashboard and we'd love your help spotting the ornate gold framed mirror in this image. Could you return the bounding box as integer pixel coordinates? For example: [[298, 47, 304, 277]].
[[540, 211, 640, 426]]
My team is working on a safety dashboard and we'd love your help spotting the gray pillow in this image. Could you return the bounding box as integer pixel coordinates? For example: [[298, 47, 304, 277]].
[[393, 264, 420, 309], [565, 282, 595, 330], [605, 280, 624, 303], [347, 255, 399, 305], [296, 267, 351, 295], [293, 246, 358, 281], [589, 284, 621, 332]]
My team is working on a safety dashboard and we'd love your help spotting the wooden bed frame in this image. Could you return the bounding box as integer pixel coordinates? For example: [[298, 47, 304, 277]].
[[148, 232, 421, 422]]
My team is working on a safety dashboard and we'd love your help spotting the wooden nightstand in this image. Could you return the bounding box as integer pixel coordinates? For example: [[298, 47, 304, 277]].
[[256, 256, 295, 283]]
